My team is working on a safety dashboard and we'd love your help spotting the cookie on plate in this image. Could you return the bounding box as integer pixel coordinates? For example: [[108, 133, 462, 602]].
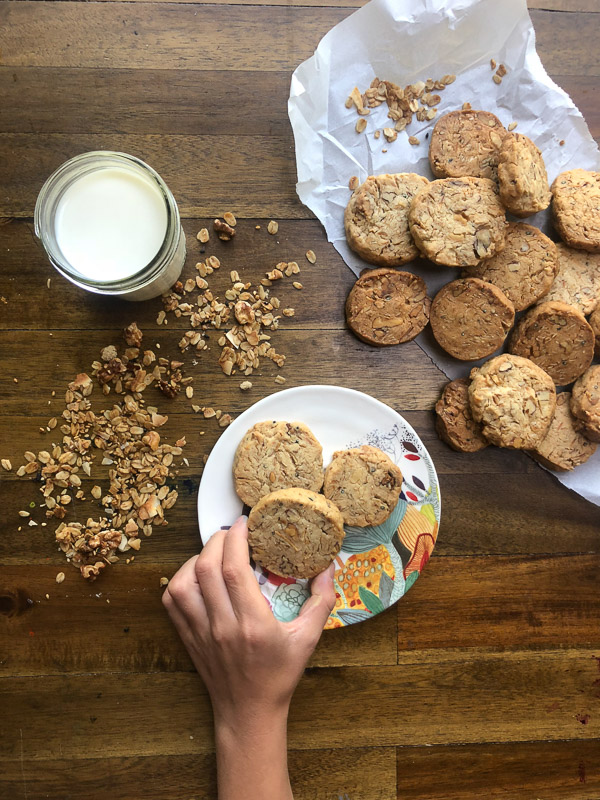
[[508, 301, 595, 386], [435, 378, 488, 452], [345, 268, 430, 346], [430, 277, 514, 361], [537, 243, 600, 316], [463, 222, 557, 311], [429, 109, 507, 181], [468, 354, 556, 449], [570, 365, 600, 442], [247, 488, 344, 579], [408, 177, 507, 267], [551, 169, 600, 252], [530, 391, 597, 471], [497, 133, 551, 217], [323, 445, 403, 527], [344, 173, 430, 266], [233, 420, 323, 507], [589, 306, 600, 358]]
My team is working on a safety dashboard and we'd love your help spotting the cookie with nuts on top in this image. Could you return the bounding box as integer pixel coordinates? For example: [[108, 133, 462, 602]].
[[435, 378, 488, 452], [408, 177, 507, 267], [345, 268, 431, 346], [247, 488, 344, 579], [537, 243, 600, 316], [497, 133, 551, 217], [570, 365, 600, 443], [323, 445, 403, 528], [344, 173, 429, 266], [468, 354, 556, 449], [233, 421, 323, 507], [430, 278, 514, 361], [531, 392, 597, 471], [463, 222, 557, 311], [508, 301, 595, 386], [429, 109, 507, 181], [551, 169, 600, 252]]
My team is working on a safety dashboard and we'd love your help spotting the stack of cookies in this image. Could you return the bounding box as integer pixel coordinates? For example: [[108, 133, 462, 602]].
[[233, 421, 403, 578], [344, 107, 600, 471]]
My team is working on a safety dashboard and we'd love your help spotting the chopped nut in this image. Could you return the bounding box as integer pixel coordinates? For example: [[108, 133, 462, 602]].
[[239, 381, 252, 391], [408, 136, 420, 146], [292, 282, 303, 290], [492, 74, 502, 85], [218, 414, 233, 428], [355, 118, 367, 134], [214, 218, 236, 241], [497, 64, 507, 77], [305, 250, 316, 264], [101, 345, 118, 362], [508, 121, 518, 131], [267, 220, 279, 235], [1, 459, 11, 471], [124, 322, 143, 348], [56, 572, 65, 584], [185, 385, 194, 399], [197, 228, 209, 243], [223, 212, 237, 227], [490, 58, 497, 70], [274, 375, 286, 384], [159, 576, 169, 587], [349, 176, 359, 191]]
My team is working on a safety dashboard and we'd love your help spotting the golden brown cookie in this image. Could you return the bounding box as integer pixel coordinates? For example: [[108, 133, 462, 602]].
[[537, 243, 600, 316], [570, 365, 600, 442], [435, 378, 488, 452], [589, 306, 600, 358], [408, 178, 507, 267], [345, 268, 431, 346], [508, 301, 595, 386], [344, 173, 430, 266], [429, 109, 507, 181], [497, 133, 551, 217], [323, 445, 403, 527], [233, 421, 323, 507], [530, 392, 597, 471], [247, 488, 344, 579], [429, 278, 514, 361], [463, 222, 557, 311], [468, 354, 556, 449], [551, 169, 600, 252]]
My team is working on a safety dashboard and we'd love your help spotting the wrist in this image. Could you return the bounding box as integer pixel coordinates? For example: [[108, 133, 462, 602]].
[[214, 700, 289, 743]]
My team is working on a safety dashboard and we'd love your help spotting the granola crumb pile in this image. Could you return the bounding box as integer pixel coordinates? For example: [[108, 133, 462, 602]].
[[346, 74, 456, 141]]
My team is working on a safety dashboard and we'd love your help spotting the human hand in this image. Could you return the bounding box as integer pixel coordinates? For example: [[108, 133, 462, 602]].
[[162, 516, 336, 730]]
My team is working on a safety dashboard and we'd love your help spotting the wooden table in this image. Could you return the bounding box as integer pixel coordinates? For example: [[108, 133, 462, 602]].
[[1, 0, 599, 797]]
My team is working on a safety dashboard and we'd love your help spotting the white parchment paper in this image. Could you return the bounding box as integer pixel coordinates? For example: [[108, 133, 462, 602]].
[[288, 0, 600, 506]]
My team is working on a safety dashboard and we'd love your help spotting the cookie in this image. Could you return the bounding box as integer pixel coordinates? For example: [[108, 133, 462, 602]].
[[589, 306, 600, 359], [531, 392, 597, 471], [247, 488, 344, 579], [497, 133, 551, 217], [344, 173, 430, 266], [429, 109, 507, 181], [537, 243, 600, 316], [468, 354, 556, 449], [463, 223, 557, 311], [430, 277, 514, 361], [233, 421, 323, 507], [551, 169, 600, 252], [508, 301, 595, 386], [323, 445, 403, 527], [570, 365, 600, 442], [345, 268, 431, 346], [408, 178, 507, 267], [435, 378, 488, 452]]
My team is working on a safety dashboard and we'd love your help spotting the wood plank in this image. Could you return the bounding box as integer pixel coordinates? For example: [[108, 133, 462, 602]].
[[2, 68, 597, 139], [1, 653, 599, 757], [0, 4, 598, 76], [0, 133, 303, 218], [396, 740, 600, 800], [397, 555, 600, 663], [52, 0, 600, 10], [0, 747, 397, 800], [0, 565, 398, 675]]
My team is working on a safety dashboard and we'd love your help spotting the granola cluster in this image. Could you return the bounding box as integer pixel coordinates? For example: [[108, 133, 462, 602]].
[[161, 256, 304, 379], [347, 74, 456, 144]]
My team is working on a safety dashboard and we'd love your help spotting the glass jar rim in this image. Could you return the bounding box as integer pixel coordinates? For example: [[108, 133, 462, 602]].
[[34, 150, 182, 295]]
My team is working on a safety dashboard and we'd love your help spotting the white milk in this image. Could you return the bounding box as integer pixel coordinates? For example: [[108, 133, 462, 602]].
[[54, 167, 169, 282]]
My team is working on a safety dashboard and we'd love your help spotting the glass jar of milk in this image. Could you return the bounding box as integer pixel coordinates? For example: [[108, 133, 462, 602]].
[[34, 151, 186, 301]]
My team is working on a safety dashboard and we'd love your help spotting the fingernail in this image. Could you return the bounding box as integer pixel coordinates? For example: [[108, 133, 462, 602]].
[[236, 514, 248, 522]]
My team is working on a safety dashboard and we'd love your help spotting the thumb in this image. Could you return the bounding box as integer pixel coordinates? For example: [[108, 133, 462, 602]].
[[296, 562, 336, 636]]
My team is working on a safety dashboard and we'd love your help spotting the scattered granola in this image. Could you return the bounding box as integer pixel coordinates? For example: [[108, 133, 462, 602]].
[[1, 459, 11, 471], [267, 220, 279, 235], [214, 219, 236, 241], [56, 571, 65, 584], [197, 228, 210, 243], [240, 381, 253, 391], [159, 576, 169, 587], [305, 250, 316, 264]]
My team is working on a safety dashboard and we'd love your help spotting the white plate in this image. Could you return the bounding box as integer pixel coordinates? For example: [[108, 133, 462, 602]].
[[197, 385, 441, 627]]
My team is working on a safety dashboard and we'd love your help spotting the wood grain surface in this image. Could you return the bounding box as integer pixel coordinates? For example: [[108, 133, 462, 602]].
[[1, 0, 599, 798]]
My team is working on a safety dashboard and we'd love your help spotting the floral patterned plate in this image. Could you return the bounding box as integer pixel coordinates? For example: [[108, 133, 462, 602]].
[[197, 385, 441, 628]]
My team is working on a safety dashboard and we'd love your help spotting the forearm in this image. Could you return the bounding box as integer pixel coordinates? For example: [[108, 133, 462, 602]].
[[215, 709, 293, 800]]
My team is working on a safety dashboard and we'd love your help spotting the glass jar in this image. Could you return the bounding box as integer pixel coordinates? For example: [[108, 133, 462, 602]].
[[34, 151, 186, 301]]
